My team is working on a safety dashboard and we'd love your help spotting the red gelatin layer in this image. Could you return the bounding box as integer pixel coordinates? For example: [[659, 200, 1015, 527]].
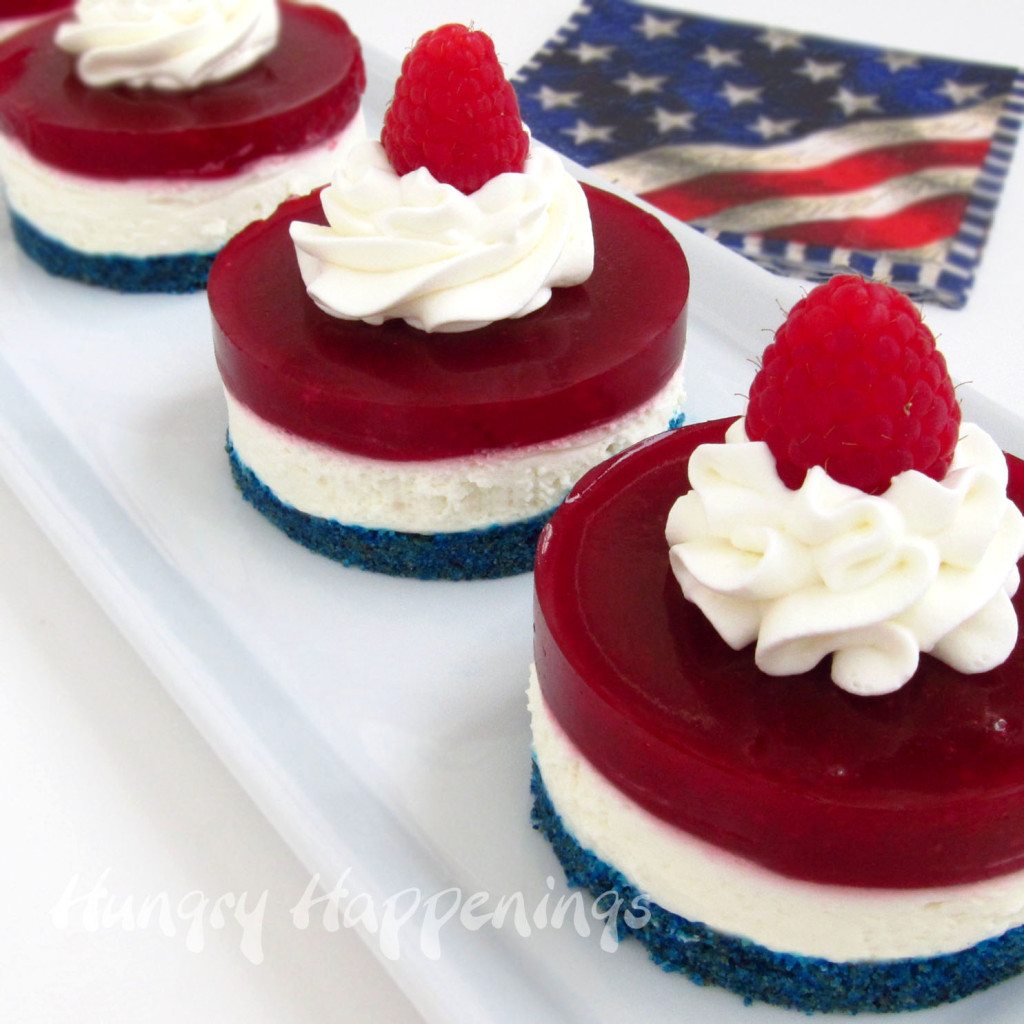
[[535, 417, 1024, 889], [2, 1, 68, 17], [0, 2, 364, 179], [211, 184, 689, 461]]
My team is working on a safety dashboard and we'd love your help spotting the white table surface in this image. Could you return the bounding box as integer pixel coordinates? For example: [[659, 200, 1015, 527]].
[[1, 2, 1020, 1021]]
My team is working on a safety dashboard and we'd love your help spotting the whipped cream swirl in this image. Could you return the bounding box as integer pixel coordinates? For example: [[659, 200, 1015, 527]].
[[56, 0, 280, 91], [666, 419, 1024, 696], [289, 139, 594, 333]]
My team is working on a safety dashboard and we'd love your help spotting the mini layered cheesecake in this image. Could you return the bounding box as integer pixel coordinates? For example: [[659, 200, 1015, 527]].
[[210, 25, 688, 580], [530, 277, 1024, 1011], [0, 0, 365, 292]]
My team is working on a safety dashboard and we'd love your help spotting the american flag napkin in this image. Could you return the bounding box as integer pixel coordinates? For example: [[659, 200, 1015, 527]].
[[514, 0, 1023, 308]]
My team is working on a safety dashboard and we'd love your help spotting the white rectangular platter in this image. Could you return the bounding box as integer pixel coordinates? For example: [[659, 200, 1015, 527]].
[[1, 44, 1023, 1024]]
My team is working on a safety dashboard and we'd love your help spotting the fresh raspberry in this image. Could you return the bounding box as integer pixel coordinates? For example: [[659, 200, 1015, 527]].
[[381, 24, 529, 195], [745, 275, 961, 495]]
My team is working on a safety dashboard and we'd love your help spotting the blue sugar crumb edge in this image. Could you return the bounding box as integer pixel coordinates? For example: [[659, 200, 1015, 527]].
[[529, 760, 1024, 1014], [227, 438, 551, 580], [11, 211, 214, 294], [225, 401, 686, 579]]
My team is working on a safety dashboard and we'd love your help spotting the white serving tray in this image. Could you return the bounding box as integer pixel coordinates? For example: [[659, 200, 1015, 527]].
[[2, 46, 1023, 1024]]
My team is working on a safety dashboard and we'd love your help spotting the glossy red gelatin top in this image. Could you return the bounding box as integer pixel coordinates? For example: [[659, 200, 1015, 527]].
[[211, 184, 689, 461], [0, 2, 364, 178], [535, 417, 1024, 889], [2, 0, 68, 17]]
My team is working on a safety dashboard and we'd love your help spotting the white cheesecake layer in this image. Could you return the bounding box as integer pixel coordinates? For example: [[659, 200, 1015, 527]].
[[0, 109, 364, 256], [225, 363, 685, 534], [529, 666, 1024, 961]]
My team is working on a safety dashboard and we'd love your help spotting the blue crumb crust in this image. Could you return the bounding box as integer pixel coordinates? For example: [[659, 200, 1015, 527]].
[[530, 760, 1024, 1013], [227, 438, 553, 580], [11, 211, 215, 293]]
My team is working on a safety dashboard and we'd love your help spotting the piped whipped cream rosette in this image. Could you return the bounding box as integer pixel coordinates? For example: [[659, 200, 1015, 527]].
[[667, 418, 1024, 695], [289, 139, 594, 333], [56, 0, 280, 90], [666, 274, 1024, 695]]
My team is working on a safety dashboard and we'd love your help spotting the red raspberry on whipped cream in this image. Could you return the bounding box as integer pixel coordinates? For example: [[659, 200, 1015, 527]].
[[381, 23, 530, 195], [667, 277, 1024, 696], [289, 23, 592, 333], [745, 275, 961, 496]]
